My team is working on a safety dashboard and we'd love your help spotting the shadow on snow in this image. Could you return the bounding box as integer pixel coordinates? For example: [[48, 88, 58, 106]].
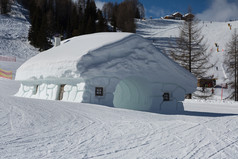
[[159, 111, 238, 117]]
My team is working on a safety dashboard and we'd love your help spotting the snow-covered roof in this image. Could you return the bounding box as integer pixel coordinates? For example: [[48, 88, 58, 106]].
[[184, 13, 194, 17], [16, 32, 197, 93], [172, 12, 182, 16], [16, 32, 131, 80], [184, 13, 190, 17]]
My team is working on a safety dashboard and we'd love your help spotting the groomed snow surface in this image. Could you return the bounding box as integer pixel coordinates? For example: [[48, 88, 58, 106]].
[[1, 5, 238, 157], [1, 74, 238, 158]]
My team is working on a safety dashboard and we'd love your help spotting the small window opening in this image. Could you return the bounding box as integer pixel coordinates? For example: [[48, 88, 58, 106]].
[[163, 93, 170, 101], [95, 87, 103, 96]]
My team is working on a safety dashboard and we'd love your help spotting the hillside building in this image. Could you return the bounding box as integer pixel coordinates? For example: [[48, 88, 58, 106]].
[[163, 12, 194, 21]]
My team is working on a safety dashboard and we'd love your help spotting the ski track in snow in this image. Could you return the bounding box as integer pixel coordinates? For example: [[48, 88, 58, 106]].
[[1, 6, 238, 158], [1, 79, 238, 158]]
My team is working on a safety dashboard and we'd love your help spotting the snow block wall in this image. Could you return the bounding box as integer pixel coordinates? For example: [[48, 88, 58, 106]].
[[79, 76, 185, 112], [150, 83, 185, 112], [112, 77, 185, 112], [15, 77, 186, 112], [62, 83, 85, 102], [14, 75, 190, 113], [15, 84, 36, 98], [82, 77, 120, 107], [16, 83, 59, 100]]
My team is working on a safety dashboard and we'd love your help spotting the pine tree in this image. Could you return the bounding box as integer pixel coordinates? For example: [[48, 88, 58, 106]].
[[169, 12, 214, 98], [28, 6, 42, 48], [116, 0, 139, 33], [102, 2, 113, 21], [96, 9, 107, 32], [77, 0, 86, 13], [111, 2, 118, 32], [38, 14, 52, 51], [224, 30, 238, 101], [24, 0, 145, 51], [84, 0, 97, 34]]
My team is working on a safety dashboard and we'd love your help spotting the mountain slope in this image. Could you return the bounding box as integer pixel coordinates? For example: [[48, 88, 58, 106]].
[[0, 2, 38, 78], [136, 19, 238, 99], [0, 2, 38, 59]]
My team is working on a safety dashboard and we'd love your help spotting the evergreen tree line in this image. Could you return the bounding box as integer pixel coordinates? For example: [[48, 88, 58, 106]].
[[102, 0, 144, 32], [0, 0, 12, 14], [16, 0, 144, 51]]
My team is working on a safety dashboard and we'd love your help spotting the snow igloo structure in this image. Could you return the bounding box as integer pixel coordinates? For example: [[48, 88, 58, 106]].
[[15, 32, 197, 112]]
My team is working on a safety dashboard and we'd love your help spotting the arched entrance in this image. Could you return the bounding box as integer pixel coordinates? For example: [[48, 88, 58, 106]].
[[113, 77, 152, 111]]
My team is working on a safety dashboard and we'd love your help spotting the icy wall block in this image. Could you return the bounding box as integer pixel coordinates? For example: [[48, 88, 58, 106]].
[[106, 78, 120, 93], [172, 87, 186, 101], [46, 84, 59, 100], [87, 77, 110, 87], [177, 102, 184, 111], [160, 100, 178, 112], [62, 85, 72, 101], [77, 83, 85, 91], [36, 83, 45, 99], [83, 84, 94, 98], [163, 84, 177, 93], [74, 91, 84, 102], [68, 86, 77, 101], [52, 85, 60, 100], [151, 83, 164, 96], [103, 93, 114, 107], [15, 84, 24, 97], [22, 85, 35, 98], [150, 96, 164, 112], [82, 91, 91, 103], [62, 83, 85, 102], [74, 83, 85, 102]]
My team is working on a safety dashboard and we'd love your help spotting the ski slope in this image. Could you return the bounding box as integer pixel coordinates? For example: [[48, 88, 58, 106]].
[[0, 3, 38, 59], [0, 3, 38, 79], [136, 19, 238, 99], [1, 64, 238, 158], [1, 3, 238, 158], [136, 19, 237, 82]]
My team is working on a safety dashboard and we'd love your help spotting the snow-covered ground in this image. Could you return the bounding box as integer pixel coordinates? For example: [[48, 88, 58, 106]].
[[1, 3, 238, 158], [1, 67, 238, 158]]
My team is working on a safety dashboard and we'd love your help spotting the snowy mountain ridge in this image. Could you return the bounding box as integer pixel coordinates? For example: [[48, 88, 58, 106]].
[[0, 2, 38, 59]]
